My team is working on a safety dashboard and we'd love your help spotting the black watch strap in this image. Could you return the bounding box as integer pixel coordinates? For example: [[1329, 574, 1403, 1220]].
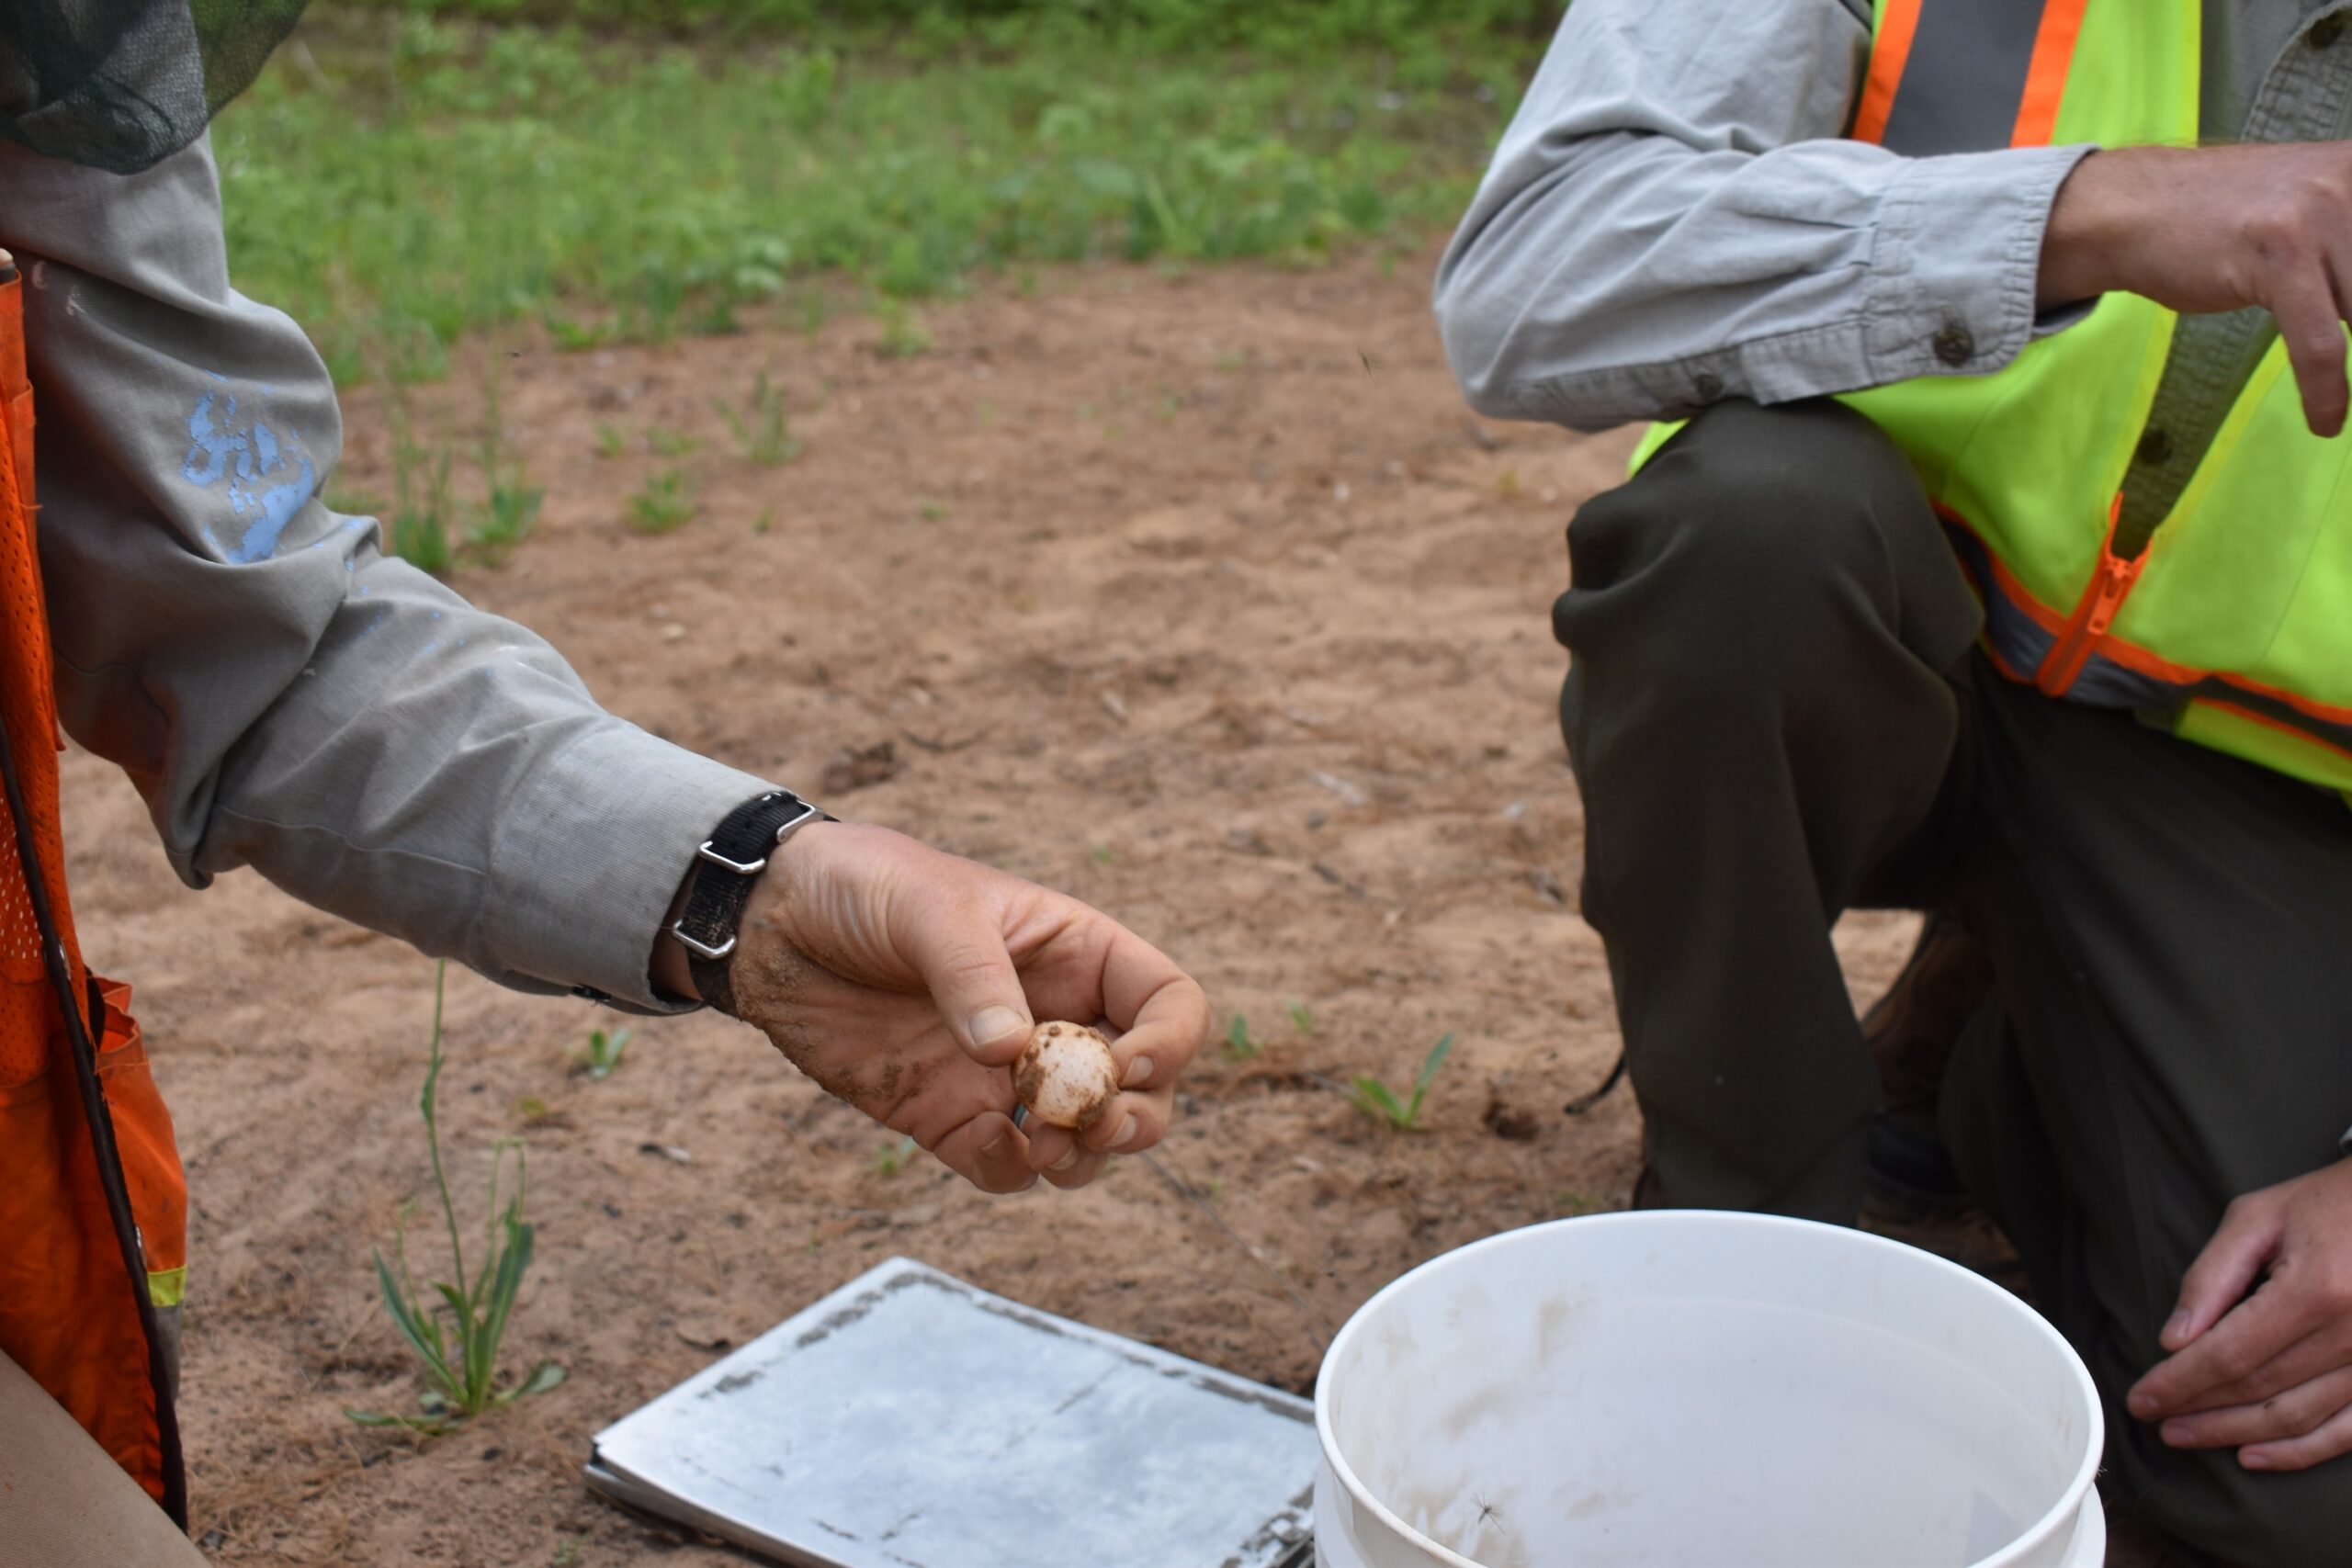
[[673, 790, 822, 1016]]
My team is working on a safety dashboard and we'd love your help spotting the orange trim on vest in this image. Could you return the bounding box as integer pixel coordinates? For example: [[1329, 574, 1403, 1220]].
[[2012, 0, 2091, 144], [2194, 697, 2352, 769], [1852, 0, 1924, 143], [0, 265, 187, 1509], [2034, 494, 2142, 697], [1940, 501, 2352, 735]]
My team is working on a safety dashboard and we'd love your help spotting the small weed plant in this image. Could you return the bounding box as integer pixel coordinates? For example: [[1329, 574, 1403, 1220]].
[[1348, 1032, 1455, 1132], [718, 369, 803, 466], [875, 301, 933, 359], [387, 432, 458, 575], [1221, 1012, 1262, 1063], [628, 469, 699, 533], [873, 1134, 919, 1176], [465, 372, 543, 565], [347, 964, 564, 1431], [571, 1025, 632, 1080], [1286, 1000, 1315, 1036]]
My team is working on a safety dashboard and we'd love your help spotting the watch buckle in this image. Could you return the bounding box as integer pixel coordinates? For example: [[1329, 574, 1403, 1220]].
[[695, 839, 770, 876], [670, 919, 738, 963]]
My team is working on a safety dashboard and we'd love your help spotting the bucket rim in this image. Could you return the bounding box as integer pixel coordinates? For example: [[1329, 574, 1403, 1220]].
[[1313, 1209, 2106, 1568]]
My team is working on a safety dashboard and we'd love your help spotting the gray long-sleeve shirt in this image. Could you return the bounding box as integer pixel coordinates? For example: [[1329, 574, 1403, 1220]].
[[13, 133, 775, 1012], [1437, 0, 2349, 477]]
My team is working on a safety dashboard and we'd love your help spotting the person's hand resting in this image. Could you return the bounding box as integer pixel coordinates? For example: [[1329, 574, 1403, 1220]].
[[2041, 142, 2352, 437], [657, 820, 1208, 1195], [2128, 1156, 2352, 1472]]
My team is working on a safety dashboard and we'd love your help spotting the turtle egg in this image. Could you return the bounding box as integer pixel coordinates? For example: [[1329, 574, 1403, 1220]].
[[1015, 1021, 1121, 1132]]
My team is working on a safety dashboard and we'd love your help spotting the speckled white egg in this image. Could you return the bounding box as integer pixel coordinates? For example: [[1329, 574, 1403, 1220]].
[[1015, 1021, 1121, 1132]]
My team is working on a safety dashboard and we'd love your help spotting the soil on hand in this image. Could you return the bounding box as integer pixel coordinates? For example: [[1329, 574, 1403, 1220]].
[[62, 248, 1929, 1564]]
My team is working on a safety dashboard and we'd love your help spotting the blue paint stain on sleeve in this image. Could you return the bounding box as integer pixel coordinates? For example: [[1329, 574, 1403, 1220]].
[[181, 389, 318, 565]]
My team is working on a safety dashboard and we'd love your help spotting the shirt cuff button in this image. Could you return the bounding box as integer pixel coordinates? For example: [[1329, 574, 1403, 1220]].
[[1933, 325, 1976, 367]]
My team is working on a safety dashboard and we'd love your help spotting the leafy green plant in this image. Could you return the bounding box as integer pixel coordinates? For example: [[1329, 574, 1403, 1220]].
[[873, 1134, 919, 1176], [1220, 1012, 1262, 1063], [646, 425, 702, 457], [571, 1025, 632, 1080], [1347, 1032, 1455, 1132], [628, 469, 698, 533], [594, 423, 627, 458], [1286, 999, 1315, 1035], [347, 964, 563, 1432], [546, 312, 616, 352], [718, 369, 803, 466]]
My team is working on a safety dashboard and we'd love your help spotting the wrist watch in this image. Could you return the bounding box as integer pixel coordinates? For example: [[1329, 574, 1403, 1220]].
[[671, 789, 823, 1016]]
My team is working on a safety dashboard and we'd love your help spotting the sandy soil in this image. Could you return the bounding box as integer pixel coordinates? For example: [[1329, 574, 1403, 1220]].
[[62, 248, 1932, 1565]]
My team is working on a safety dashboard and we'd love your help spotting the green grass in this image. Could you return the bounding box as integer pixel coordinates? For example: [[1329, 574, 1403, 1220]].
[[216, 6, 1538, 382], [628, 468, 699, 533], [1348, 1032, 1455, 1132], [1220, 1012, 1262, 1063], [340, 0, 1561, 48], [718, 369, 804, 466], [347, 963, 564, 1432], [570, 1025, 632, 1080], [376, 368, 540, 572], [387, 441, 457, 573]]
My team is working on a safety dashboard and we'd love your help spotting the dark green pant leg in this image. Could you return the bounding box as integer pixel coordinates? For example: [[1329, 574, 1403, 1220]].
[[1942, 674, 2352, 1568], [1555, 398, 1982, 1218]]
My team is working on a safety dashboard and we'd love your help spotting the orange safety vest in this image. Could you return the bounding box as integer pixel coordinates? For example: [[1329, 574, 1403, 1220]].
[[0, 253, 191, 1521]]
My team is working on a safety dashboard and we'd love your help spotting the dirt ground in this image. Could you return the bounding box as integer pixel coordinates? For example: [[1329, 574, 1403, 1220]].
[[62, 246, 1931, 1565]]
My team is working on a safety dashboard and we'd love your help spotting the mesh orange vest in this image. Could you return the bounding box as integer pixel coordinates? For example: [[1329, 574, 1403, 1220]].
[[0, 252, 191, 1521]]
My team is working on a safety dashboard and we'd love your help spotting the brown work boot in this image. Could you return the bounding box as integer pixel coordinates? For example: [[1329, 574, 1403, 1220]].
[[1862, 913, 1994, 1221]]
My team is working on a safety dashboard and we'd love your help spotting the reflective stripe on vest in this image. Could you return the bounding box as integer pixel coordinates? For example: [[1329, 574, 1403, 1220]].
[[1644, 2, 2352, 791], [1854, 0, 2090, 154], [0, 256, 190, 1518]]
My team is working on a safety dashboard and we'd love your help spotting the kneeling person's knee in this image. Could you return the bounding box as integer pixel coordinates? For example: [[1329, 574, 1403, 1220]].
[[1557, 399, 1943, 703]]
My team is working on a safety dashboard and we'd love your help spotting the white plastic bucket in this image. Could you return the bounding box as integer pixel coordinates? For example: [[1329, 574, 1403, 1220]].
[[1315, 1212, 2105, 1568]]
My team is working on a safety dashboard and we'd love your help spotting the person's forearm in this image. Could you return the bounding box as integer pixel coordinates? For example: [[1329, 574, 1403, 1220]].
[[2033, 141, 2352, 435], [2037, 146, 2179, 310], [1435, 0, 2092, 431], [12, 132, 777, 1010]]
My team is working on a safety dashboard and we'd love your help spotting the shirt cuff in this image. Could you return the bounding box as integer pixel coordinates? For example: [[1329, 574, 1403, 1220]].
[[484, 720, 779, 1013], [1861, 142, 2098, 385]]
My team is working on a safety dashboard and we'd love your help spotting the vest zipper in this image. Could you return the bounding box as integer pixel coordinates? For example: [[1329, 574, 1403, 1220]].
[[2034, 493, 2145, 699]]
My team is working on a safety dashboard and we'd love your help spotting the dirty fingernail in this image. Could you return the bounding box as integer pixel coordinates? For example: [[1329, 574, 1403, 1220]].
[[979, 1131, 1011, 1161], [1049, 1145, 1082, 1173], [970, 1006, 1028, 1049], [1123, 1055, 1154, 1089], [1110, 1115, 1140, 1150]]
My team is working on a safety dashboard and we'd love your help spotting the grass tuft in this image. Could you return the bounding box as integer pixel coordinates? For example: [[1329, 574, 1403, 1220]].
[[717, 369, 803, 466], [571, 1025, 632, 1080], [628, 468, 699, 533], [1348, 1032, 1455, 1132], [346, 963, 563, 1432]]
